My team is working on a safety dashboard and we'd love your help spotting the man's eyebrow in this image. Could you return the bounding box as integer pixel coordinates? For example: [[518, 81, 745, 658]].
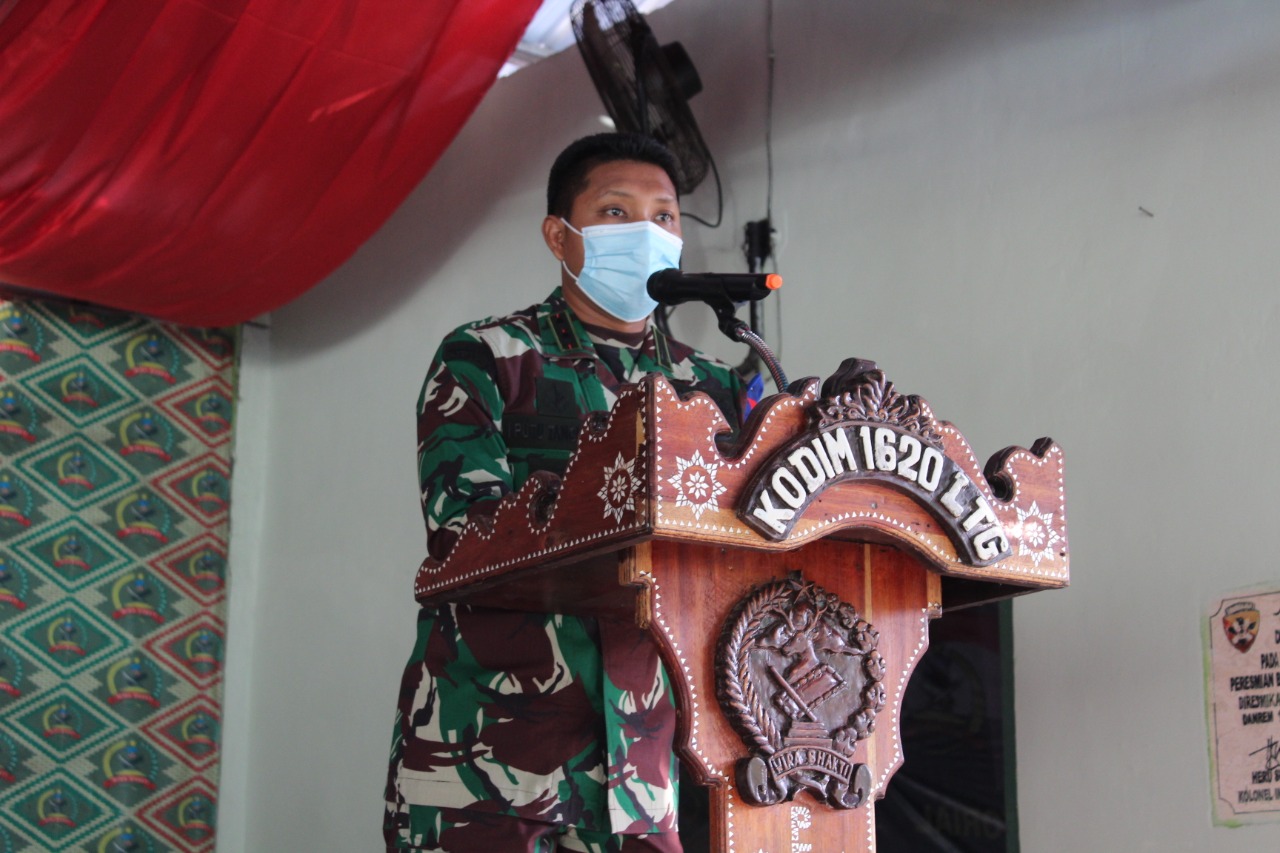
[[595, 188, 678, 204]]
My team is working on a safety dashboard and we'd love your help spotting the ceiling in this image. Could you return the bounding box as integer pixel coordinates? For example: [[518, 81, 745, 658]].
[[502, 0, 676, 76]]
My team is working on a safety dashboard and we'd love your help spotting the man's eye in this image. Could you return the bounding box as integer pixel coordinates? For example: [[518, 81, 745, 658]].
[[604, 206, 626, 217]]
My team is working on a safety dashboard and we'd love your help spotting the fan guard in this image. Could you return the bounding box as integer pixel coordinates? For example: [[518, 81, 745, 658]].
[[571, 0, 714, 195]]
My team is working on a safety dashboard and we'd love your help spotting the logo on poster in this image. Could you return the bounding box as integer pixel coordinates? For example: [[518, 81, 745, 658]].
[[1224, 601, 1261, 652]]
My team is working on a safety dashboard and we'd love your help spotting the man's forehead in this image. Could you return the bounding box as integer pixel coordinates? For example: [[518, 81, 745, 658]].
[[581, 160, 678, 199]]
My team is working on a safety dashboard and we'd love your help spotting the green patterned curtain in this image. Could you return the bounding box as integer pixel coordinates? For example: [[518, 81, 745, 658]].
[[0, 297, 237, 852]]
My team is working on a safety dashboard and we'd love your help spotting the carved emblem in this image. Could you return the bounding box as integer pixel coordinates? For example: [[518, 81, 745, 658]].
[[716, 576, 885, 809]]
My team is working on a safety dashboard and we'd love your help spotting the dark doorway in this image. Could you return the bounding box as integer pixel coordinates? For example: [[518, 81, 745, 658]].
[[876, 600, 1019, 852]]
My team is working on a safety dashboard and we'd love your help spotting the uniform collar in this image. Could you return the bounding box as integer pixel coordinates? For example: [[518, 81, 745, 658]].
[[536, 288, 673, 370]]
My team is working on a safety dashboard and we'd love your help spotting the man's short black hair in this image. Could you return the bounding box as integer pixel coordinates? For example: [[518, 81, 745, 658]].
[[546, 133, 681, 218]]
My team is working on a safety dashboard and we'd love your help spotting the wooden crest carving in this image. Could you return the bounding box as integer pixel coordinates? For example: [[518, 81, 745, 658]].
[[716, 575, 884, 809], [814, 357, 942, 443]]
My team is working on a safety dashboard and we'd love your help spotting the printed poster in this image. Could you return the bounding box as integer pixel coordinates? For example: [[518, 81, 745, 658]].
[[1206, 586, 1280, 825]]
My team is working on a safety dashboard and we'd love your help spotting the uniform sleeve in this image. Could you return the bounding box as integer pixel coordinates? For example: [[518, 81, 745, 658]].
[[416, 329, 513, 560], [728, 365, 749, 425], [695, 356, 748, 431]]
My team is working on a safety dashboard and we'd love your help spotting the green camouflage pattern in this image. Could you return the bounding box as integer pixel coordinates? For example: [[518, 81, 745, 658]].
[[413, 287, 742, 561], [389, 802, 682, 852], [385, 289, 743, 850]]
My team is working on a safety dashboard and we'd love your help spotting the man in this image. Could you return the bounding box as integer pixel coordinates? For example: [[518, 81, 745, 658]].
[[384, 133, 744, 853]]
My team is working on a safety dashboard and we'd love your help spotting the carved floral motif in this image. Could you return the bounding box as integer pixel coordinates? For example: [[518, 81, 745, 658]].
[[1014, 500, 1061, 566], [668, 450, 727, 520], [598, 452, 639, 524]]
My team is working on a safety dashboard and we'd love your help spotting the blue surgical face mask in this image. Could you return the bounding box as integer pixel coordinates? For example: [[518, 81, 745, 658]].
[[561, 219, 683, 323]]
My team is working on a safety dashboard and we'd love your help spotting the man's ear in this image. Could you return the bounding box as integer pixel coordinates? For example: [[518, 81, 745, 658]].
[[542, 215, 567, 262]]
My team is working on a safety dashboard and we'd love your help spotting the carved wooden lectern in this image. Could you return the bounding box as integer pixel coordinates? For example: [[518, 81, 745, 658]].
[[415, 360, 1069, 852]]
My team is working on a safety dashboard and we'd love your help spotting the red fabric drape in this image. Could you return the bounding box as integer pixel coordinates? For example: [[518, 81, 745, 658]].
[[0, 0, 542, 326]]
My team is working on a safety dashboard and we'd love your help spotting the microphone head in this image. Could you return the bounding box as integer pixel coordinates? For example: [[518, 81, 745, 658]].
[[647, 269, 780, 305], [646, 268, 680, 300]]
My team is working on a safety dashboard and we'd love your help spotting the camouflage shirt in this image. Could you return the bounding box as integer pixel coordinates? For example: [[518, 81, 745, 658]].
[[415, 287, 742, 560], [385, 289, 743, 847]]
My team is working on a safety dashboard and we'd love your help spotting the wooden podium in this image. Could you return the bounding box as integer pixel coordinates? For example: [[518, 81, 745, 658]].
[[415, 359, 1069, 852]]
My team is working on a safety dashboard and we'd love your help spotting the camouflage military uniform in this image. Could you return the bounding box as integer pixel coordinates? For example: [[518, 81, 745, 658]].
[[384, 289, 743, 852]]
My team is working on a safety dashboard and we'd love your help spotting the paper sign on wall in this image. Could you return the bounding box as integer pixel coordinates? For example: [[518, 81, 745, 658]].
[[1206, 586, 1280, 825]]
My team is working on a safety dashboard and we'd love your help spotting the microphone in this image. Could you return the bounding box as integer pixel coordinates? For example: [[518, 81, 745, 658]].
[[647, 269, 783, 306]]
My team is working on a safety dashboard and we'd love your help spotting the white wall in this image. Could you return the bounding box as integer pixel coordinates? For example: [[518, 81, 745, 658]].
[[224, 1, 1280, 849]]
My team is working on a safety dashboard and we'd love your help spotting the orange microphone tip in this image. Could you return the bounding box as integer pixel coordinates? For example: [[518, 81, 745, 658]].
[[765, 273, 783, 290]]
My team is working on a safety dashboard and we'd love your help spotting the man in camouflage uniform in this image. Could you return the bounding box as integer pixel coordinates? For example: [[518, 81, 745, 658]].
[[384, 134, 744, 852]]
